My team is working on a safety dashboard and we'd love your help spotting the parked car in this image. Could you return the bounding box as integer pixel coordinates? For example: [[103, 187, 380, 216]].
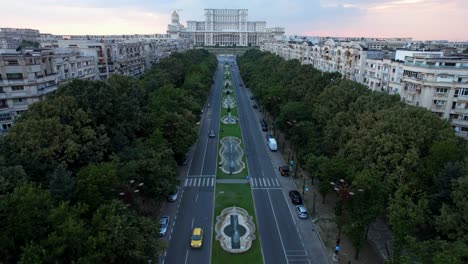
[[168, 186, 180, 202], [250, 96, 255, 100], [296, 205, 309, 219], [252, 104, 258, 109], [267, 138, 278, 151], [261, 125, 268, 131], [289, 190, 303, 205], [279, 166, 290, 176], [159, 216, 170, 236], [190, 227, 204, 248], [209, 130, 216, 138]]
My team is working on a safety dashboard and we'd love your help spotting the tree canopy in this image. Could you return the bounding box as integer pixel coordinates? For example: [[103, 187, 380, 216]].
[[0, 49, 217, 262], [238, 49, 468, 262]]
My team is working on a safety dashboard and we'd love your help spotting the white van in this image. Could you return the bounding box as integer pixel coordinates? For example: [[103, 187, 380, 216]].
[[267, 138, 278, 151]]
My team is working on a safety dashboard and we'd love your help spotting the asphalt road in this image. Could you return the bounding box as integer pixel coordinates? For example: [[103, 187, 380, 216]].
[[164, 55, 328, 264], [229, 58, 329, 264], [162, 60, 224, 264]]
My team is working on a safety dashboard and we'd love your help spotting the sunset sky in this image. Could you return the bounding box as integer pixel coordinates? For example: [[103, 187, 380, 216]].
[[1, 0, 467, 41]]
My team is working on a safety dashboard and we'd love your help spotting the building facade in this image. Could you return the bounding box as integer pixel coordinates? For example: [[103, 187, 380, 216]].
[[186, 9, 284, 46], [0, 49, 58, 132], [261, 38, 468, 138], [0, 28, 40, 49]]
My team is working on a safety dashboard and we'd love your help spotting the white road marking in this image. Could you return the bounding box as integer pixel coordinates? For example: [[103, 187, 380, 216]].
[[267, 189, 289, 263], [195, 193, 199, 203], [184, 250, 189, 264], [184, 179, 188, 186]]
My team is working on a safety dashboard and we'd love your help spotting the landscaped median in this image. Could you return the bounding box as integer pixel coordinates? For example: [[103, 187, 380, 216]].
[[211, 64, 263, 264]]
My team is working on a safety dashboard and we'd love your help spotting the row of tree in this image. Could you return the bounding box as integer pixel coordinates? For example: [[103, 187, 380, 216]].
[[238, 49, 467, 263], [0, 49, 217, 263]]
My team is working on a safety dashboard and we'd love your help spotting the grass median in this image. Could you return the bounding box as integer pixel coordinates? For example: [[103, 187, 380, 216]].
[[211, 184, 263, 264]]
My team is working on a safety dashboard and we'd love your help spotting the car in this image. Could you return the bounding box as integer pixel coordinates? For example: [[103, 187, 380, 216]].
[[250, 96, 255, 100], [168, 186, 180, 202], [159, 216, 170, 236], [190, 227, 204, 248], [259, 118, 266, 125], [252, 104, 258, 109], [289, 190, 303, 205], [266, 133, 273, 141], [296, 205, 309, 219], [209, 130, 216, 138], [240, 83, 243, 87], [261, 125, 268, 131], [279, 166, 290, 176]]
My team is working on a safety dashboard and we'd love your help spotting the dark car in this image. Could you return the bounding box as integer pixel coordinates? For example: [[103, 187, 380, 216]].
[[250, 96, 255, 100], [252, 104, 258, 109], [279, 166, 290, 176], [289, 190, 303, 205], [261, 125, 268, 131]]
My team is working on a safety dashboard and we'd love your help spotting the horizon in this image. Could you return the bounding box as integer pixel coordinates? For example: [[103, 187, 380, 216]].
[[1, 0, 467, 41]]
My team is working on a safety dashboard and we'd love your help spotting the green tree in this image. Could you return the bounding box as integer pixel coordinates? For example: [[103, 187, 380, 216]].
[[75, 162, 120, 211], [49, 162, 75, 201], [0, 183, 54, 263]]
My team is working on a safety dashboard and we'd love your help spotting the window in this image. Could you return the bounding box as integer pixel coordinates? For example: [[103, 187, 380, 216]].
[[436, 88, 448, 93], [6, 60, 18, 65], [392, 68, 396, 73], [458, 88, 468, 97], [13, 98, 24, 104], [11, 86, 24, 91], [6, 73, 23, 80], [433, 100, 446, 105]]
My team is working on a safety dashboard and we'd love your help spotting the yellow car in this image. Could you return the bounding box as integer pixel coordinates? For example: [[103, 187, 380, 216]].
[[190, 228, 203, 248]]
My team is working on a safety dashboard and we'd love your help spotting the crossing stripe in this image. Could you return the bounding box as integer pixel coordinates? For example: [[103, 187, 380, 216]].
[[275, 178, 280, 186], [262, 178, 266, 187], [184, 179, 188, 186]]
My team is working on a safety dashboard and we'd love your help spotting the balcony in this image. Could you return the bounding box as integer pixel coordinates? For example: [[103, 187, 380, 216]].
[[456, 95, 468, 102], [431, 104, 446, 112], [455, 130, 468, 138], [451, 117, 468, 126]]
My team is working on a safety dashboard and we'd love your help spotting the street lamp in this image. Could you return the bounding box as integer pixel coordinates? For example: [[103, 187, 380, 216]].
[[119, 180, 145, 206], [330, 179, 363, 242]]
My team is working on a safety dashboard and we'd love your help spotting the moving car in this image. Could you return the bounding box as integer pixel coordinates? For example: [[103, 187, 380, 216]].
[[159, 216, 170, 236], [209, 130, 216, 138], [296, 205, 309, 219], [168, 186, 179, 202], [190, 227, 204, 248], [279, 166, 290, 176], [289, 190, 303, 205]]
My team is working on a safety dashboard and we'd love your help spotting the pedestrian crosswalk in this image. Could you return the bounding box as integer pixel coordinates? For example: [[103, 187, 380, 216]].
[[184, 177, 215, 187], [251, 177, 281, 188]]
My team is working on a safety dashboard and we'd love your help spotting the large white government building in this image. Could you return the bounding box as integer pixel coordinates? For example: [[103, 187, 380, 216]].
[[184, 9, 284, 46]]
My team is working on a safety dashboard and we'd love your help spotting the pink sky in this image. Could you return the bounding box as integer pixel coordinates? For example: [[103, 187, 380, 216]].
[[0, 0, 467, 41]]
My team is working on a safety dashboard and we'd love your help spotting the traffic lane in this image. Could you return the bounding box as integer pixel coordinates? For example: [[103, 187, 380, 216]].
[[269, 190, 306, 251], [233, 73, 280, 182], [294, 212, 329, 263], [164, 188, 198, 264], [188, 188, 215, 263], [252, 190, 288, 264]]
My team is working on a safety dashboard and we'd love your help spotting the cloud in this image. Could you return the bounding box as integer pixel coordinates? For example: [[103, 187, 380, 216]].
[[0, 0, 466, 40]]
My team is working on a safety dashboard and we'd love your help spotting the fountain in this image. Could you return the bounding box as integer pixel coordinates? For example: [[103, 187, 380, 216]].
[[215, 207, 256, 253], [218, 137, 245, 174]]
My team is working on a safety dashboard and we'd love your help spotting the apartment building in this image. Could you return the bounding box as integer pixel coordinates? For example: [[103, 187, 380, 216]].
[[399, 56, 468, 137], [0, 28, 40, 49], [54, 48, 98, 82], [0, 48, 58, 132]]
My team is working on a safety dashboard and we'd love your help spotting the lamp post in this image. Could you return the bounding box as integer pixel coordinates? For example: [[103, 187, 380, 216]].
[[119, 179, 144, 206], [330, 179, 363, 242]]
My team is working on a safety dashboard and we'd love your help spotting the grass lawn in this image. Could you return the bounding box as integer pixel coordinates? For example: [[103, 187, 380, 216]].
[[211, 184, 263, 264]]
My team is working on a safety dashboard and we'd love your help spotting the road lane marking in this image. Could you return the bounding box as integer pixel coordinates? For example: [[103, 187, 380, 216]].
[[184, 250, 189, 264], [262, 178, 266, 186], [191, 218, 194, 228], [267, 189, 289, 263], [196, 193, 199, 203], [184, 179, 188, 186]]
